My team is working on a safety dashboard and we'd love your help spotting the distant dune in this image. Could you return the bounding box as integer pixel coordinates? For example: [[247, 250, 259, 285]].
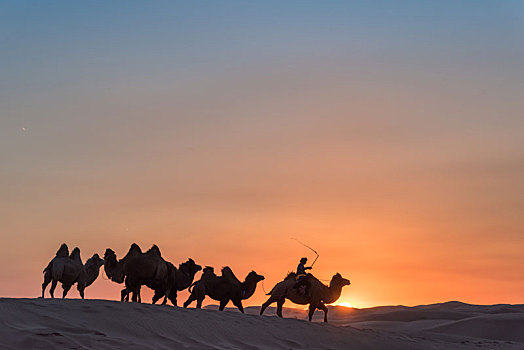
[[1, 298, 523, 349]]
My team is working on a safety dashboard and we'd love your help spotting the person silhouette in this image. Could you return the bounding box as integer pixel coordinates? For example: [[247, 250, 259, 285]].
[[297, 257, 312, 276], [294, 257, 312, 295]]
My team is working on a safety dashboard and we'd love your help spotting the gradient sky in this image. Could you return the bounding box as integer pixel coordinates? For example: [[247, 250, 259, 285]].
[[1, 1, 523, 308]]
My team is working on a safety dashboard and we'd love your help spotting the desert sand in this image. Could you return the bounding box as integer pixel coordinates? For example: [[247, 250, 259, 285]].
[[0, 298, 523, 349]]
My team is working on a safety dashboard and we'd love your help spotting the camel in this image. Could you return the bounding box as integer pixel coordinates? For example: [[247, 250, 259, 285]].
[[122, 258, 202, 305], [151, 259, 202, 306], [183, 266, 264, 313], [104, 243, 200, 304], [42, 243, 105, 299], [260, 272, 350, 322]]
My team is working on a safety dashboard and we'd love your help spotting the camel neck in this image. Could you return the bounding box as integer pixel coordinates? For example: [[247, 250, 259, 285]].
[[176, 269, 196, 290], [323, 284, 344, 304], [85, 265, 101, 287], [241, 279, 258, 299]]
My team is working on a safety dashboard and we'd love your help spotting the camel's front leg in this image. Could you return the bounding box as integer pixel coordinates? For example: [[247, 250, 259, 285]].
[[232, 298, 244, 313], [276, 298, 285, 317], [318, 302, 329, 323], [161, 288, 170, 305], [121, 288, 129, 302], [168, 291, 177, 306], [62, 284, 72, 298], [77, 283, 85, 299], [152, 290, 163, 304], [218, 298, 230, 311]]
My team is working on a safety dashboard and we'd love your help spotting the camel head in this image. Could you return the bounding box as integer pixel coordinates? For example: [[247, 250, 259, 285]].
[[330, 273, 350, 288], [245, 271, 265, 283], [85, 253, 105, 269], [179, 258, 202, 275], [202, 266, 215, 275], [104, 248, 125, 283]]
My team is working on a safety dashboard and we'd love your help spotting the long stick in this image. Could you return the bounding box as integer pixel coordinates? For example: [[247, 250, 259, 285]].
[[291, 237, 320, 267]]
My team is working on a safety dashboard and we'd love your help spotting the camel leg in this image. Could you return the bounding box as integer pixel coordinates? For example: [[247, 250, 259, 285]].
[[168, 291, 177, 307], [132, 285, 141, 303], [77, 284, 85, 299], [218, 298, 230, 311], [121, 288, 129, 302], [161, 288, 170, 305], [196, 294, 205, 309], [308, 303, 317, 322], [62, 284, 72, 299], [260, 295, 278, 315], [183, 292, 196, 308], [276, 298, 285, 318], [49, 279, 58, 298], [152, 290, 163, 304], [232, 298, 244, 313], [42, 271, 52, 298], [318, 302, 329, 323]]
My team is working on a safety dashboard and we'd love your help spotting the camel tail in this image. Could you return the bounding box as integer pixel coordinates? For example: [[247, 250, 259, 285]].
[[43, 262, 52, 273], [188, 281, 197, 293]]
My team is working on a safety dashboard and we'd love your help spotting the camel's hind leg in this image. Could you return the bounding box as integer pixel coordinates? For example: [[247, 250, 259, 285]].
[[183, 291, 197, 308], [42, 271, 52, 298], [77, 283, 85, 299], [260, 295, 279, 315]]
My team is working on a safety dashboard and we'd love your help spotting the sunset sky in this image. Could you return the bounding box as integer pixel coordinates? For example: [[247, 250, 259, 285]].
[[1, 1, 523, 308]]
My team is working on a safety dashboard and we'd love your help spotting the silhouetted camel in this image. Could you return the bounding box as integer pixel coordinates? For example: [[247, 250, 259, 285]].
[[183, 266, 264, 312], [260, 272, 350, 322], [42, 243, 104, 299], [104, 243, 200, 304], [151, 259, 202, 306], [121, 258, 202, 305]]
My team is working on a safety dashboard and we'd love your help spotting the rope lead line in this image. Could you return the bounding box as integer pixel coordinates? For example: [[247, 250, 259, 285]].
[[291, 237, 319, 267]]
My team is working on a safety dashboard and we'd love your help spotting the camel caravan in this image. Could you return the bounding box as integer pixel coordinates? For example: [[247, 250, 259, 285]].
[[42, 243, 350, 322]]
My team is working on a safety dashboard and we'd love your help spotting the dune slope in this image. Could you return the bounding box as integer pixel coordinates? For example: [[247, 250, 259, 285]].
[[0, 298, 522, 349]]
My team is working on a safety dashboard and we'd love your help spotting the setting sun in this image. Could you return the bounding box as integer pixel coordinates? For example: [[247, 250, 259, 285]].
[[336, 302, 354, 308]]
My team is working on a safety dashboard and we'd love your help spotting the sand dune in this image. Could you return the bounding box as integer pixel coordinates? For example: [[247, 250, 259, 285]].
[[1, 298, 523, 349]]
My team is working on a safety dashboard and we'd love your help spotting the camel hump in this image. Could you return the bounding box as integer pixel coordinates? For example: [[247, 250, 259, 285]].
[[70, 247, 82, 261], [146, 244, 162, 257], [129, 243, 142, 254], [221, 266, 241, 284], [56, 243, 69, 257], [284, 272, 297, 281]]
